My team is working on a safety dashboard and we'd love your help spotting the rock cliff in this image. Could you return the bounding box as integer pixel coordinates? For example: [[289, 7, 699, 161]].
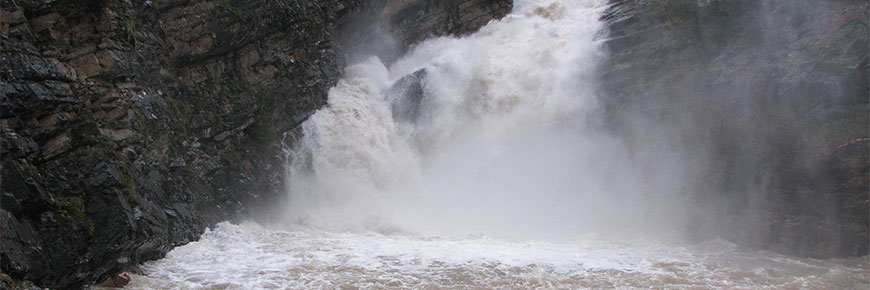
[[599, 0, 868, 258], [0, 0, 511, 288]]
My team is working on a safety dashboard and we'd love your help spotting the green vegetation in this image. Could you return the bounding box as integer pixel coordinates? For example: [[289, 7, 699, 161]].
[[305, 12, 322, 23], [120, 15, 136, 42], [166, 96, 192, 132], [50, 196, 95, 235], [221, 2, 244, 20], [50, 196, 85, 213], [124, 18, 135, 35], [245, 118, 276, 148], [121, 170, 138, 205]]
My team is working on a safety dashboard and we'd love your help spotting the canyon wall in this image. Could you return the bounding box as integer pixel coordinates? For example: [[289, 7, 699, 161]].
[[0, 0, 512, 288], [599, 0, 868, 258], [5, 0, 865, 287]]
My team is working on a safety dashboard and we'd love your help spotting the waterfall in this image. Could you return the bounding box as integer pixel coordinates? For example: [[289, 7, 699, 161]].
[[284, 0, 687, 239], [129, 1, 870, 288]]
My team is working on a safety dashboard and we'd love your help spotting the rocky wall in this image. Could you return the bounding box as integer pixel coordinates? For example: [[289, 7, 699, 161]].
[[388, 0, 513, 47], [0, 0, 510, 288], [598, 0, 868, 258]]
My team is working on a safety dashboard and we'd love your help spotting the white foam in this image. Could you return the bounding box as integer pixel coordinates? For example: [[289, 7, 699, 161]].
[[128, 222, 869, 289], [283, 0, 692, 241]]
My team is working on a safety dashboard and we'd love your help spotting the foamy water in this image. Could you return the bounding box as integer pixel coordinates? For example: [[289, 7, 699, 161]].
[[125, 222, 868, 289], [125, 0, 869, 288], [284, 0, 687, 240]]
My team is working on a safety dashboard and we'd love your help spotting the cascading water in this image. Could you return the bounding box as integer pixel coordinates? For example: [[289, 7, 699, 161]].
[[125, 0, 869, 288], [283, 0, 687, 239]]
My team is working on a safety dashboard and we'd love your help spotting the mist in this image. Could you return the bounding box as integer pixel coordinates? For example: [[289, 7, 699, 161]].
[[272, 0, 868, 257], [277, 0, 704, 242], [122, 0, 868, 287], [599, 0, 868, 255]]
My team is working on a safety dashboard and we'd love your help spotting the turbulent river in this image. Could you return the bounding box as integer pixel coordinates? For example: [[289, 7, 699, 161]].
[[126, 0, 869, 288], [126, 222, 867, 289]]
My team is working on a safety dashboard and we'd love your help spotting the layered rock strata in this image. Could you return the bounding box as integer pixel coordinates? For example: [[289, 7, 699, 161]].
[[0, 0, 512, 288]]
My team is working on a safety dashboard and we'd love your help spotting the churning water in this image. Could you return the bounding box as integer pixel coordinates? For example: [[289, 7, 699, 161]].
[[126, 0, 869, 288], [126, 222, 868, 289]]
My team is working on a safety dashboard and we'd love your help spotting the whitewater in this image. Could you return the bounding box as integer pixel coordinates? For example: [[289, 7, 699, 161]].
[[124, 0, 869, 288]]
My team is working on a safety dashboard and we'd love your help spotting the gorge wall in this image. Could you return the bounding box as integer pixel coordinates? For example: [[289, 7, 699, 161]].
[[2, 0, 865, 288], [0, 0, 511, 288], [599, 0, 868, 258]]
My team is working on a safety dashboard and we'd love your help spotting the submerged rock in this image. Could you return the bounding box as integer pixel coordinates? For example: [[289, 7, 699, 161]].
[[385, 69, 428, 123], [96, 272, 131, 288]]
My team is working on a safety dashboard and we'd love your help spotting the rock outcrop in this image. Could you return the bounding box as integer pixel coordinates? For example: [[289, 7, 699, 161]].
[[387, 0, 512, 46], [0, 0, 511, 288], [598, 0, 868, 257]]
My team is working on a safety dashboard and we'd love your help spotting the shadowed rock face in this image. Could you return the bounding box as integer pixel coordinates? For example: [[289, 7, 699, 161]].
[[0, 0, 511, 288], [598, 0, 868, 258], [385, 69, 428, 123], [388, 0, 513, 47], [335, 0, 514, 65]]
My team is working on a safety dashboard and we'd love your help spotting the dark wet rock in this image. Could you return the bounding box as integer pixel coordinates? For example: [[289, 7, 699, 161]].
[[0, 55, 73, 82], [385, 69, 428, 123], [839, 57, 869, 105], [599, 0, 869, 257], [0, 0, 510, 288], [0, 133, 38, 157], [392, 0, 512, 46], [96, 272, 131, 288]]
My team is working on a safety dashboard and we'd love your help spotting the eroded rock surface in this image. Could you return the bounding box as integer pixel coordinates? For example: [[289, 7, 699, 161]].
[[0, 0, 511, 288]]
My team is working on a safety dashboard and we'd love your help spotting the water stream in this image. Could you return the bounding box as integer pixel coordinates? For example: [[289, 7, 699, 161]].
[[125, 0, 869, 288]]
